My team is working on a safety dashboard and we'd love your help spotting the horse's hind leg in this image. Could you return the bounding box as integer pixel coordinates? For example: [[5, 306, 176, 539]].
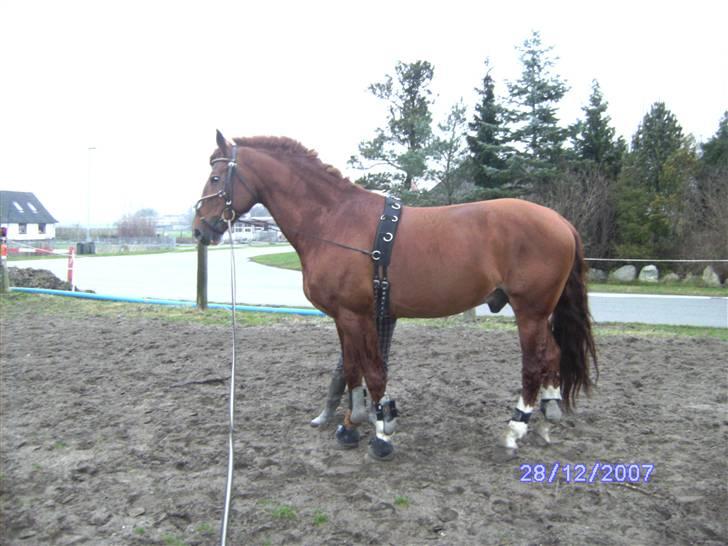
[[310, 318, 397, 427], [502, 313, 559, 450], [310, 355, 346, 427]]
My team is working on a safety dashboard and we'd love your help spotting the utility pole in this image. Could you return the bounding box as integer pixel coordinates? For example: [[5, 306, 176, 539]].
[[87, 146, 95, 242]]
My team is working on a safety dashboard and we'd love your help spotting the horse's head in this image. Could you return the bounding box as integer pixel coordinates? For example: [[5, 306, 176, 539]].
[[193, 130, 258, 245]]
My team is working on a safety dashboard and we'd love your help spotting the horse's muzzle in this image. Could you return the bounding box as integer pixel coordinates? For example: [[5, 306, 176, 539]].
[[193, 228, 212, 246], [194, 217, 227, 246]]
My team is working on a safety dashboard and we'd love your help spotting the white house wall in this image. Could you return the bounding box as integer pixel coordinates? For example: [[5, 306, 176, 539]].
[[1, 222, 55, 241]]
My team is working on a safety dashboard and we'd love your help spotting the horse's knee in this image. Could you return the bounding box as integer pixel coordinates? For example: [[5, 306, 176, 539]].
[[364, 363, 386, 403]]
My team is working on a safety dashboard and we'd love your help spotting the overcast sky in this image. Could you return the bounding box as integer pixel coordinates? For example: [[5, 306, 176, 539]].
[[1, 0, 726, 225]]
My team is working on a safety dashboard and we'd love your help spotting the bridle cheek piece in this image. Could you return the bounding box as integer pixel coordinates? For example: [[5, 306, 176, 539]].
[[195, 145, 255, 234]]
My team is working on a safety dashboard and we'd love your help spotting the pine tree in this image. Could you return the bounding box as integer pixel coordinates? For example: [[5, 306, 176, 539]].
[[506, 31, 569, 190], [349, 61, 435, 192], [630, 102, 687, 194], [466, 59, 509, 189], [615, 102, 696, 257], [700, 111, 728, 168], [570, 80, 625, 177]]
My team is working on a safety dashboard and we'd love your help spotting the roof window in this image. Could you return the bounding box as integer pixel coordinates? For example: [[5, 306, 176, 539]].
[[13, 201, 24, 213], [27, 202, 38, 213]]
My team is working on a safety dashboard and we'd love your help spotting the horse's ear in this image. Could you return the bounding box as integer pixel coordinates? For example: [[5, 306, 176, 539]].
[[216, 129, 229, 153]]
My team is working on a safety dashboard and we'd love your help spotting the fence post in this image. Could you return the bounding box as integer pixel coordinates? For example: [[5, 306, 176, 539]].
[[197, 242, 208, 310], [0, 240, 8, 293], [67, 246, 76, 290]]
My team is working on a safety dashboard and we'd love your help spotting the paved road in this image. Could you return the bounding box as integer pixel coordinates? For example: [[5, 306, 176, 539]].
[[10, 247, 728, 328], [12, 245, 312, 308], [475, 293, 727, 328]]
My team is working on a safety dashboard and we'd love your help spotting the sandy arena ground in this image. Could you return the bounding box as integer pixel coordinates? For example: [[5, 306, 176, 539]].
[[1, 297, 726, 545]]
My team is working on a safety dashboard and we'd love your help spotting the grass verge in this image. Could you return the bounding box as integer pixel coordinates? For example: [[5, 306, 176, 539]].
[[1, 293, 725, 340], [0, 292, 318, 328], [250, 251, 303, 271]]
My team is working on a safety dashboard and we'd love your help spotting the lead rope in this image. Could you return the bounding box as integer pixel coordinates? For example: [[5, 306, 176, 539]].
[[220, 218, 238, 546]]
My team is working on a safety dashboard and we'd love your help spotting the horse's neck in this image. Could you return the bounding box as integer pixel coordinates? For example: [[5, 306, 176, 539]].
[[255, 163, 370, 253]]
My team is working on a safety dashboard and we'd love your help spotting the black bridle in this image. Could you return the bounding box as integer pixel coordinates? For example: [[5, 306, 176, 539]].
[[195, 145, 257, 235]]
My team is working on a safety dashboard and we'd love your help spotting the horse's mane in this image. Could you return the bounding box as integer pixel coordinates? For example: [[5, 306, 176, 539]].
[[233, 136, 345, 180]]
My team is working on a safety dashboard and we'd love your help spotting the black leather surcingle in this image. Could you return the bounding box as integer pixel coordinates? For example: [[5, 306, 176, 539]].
[[371, 196, 403, 322]]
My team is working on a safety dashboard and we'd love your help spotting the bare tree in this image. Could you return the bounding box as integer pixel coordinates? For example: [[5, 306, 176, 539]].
[[116, 209, 158, 238], [534, 166, 616, 258]]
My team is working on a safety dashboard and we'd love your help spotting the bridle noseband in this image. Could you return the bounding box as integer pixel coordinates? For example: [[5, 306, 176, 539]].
[[195, 145, 256, 235]]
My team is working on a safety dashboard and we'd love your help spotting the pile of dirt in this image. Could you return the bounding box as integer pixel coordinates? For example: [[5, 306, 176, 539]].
[[8, 266, 84, 292]]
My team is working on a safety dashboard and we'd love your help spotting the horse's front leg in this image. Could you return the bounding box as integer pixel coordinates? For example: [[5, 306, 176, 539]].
[[333, 310, 395, 460]]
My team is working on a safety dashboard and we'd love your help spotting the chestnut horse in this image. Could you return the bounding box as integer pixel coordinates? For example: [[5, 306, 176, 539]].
[[194, 131, 597, 460]]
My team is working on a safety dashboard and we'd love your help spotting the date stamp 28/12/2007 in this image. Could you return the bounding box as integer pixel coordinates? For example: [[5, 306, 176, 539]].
[[519, 462, 655, 484]]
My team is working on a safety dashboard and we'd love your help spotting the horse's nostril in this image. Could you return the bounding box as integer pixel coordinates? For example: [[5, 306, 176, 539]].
[[194, 229, 201, 240]]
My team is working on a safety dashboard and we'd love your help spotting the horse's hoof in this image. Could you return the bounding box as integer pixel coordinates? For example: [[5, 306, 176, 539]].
[[542, 400, 562, 423], [368, 437, 395, 461], [335, 425, 360, 449]]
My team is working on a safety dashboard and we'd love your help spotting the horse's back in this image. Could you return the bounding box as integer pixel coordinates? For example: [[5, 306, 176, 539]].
[[389, 198, 576, 318]]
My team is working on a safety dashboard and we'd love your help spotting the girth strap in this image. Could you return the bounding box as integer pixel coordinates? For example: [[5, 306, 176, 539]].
[[372, 196, 403, 321]]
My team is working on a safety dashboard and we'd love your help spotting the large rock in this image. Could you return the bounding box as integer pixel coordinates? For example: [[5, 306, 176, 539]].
[[662, 272, 680, 283], [638, 265, 659, 283], [609, 265, 637, 282], [587, 268, 607, 282], [702, 266, 721, 287]]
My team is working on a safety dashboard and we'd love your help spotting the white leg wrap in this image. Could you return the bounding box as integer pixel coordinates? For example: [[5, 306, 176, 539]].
[[540, 386, 562, 422], [310, 410, 330, 427], [502, 421, 528, 449], [501, 396, 534, 449], [516, 395, 535, 413], [375, 419, 392, 442], [350, 386, 368, 424], [540, 385, 562, 400]]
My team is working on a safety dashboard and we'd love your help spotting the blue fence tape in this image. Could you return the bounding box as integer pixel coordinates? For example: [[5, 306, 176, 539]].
[[9, 287, 326, 317]]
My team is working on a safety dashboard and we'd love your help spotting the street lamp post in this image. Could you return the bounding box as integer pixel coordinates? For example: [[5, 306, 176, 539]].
[[87, 146, 95, 242]]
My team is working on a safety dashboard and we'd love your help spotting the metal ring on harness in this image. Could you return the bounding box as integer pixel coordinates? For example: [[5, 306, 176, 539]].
[[221, 207, 236, 222], [391, 202, 401, 210], [382, 232, 393, 242], [391, 215, 398, 223], [371, 250, 382, 261]]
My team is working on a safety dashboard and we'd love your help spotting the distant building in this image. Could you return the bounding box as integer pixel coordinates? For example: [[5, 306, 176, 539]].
[[224, 204, 285, 243], [155, 213, 192, 236], [0, 191, 58, 241]]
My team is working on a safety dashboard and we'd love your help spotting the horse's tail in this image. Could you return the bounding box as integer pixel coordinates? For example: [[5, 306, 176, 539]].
[[552, 228, 598, 411]]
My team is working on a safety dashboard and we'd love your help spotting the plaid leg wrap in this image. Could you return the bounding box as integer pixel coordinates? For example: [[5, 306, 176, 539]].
[[377, 314, 397, 372]]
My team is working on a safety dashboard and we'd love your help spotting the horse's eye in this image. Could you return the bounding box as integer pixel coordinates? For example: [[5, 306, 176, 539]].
[[211, 175, 221, 183]]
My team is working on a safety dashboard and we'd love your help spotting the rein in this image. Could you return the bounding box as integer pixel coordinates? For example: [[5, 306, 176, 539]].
[[220, 218, 238, 546], [234, 217, 373, 257]]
